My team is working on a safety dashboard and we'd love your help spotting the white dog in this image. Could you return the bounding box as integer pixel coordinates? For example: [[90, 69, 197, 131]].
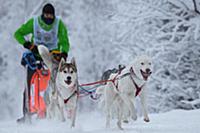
[[38, 45, 78, 128], [97, 55, 152, 129]]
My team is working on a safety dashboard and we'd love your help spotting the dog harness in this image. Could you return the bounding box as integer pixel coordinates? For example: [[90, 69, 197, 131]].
[[111, 67, 145, 97], [63, 84, 78, 104], [130, 67, 145, 97], [79, 66, 146, 98], [64, 91, 78, 104]]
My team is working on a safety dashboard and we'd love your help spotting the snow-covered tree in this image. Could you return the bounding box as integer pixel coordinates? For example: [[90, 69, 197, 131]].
[[71, 0, 200, 112]]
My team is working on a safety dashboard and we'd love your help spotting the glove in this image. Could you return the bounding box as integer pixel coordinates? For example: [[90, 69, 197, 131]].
[[23, 41, 32, 49], [23, 41, 39, 55], [31, 45, 39, 55]]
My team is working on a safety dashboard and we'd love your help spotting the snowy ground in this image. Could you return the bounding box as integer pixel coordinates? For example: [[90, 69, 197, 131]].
[[0, 109, 199, 133]]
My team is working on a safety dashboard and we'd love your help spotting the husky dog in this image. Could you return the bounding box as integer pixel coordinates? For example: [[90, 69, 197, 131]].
[[38, 45, 78, 127], [96, 55, 152, 129]]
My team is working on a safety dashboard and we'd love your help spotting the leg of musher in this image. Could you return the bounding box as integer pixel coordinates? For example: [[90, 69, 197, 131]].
[[17, 67, 35, 123]]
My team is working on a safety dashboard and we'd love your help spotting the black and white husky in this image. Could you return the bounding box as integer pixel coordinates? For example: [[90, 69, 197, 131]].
[[38, 45, 78, 127]]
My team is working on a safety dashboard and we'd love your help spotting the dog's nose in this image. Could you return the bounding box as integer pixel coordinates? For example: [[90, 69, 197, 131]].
[[146, 68, 151, 73], [67, 76, 71, 80]]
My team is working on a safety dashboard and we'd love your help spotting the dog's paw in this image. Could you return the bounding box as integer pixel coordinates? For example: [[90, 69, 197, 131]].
[[117, 121, 124, 130], [123, 119, 129, 123], [61, 117, 66, 122], [144, 118, 150, 122], [131, 115, 137, 121], [71, 123, 75, 128]]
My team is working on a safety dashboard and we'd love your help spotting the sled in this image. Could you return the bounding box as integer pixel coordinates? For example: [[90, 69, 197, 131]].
[[21, 52, 50, 119]]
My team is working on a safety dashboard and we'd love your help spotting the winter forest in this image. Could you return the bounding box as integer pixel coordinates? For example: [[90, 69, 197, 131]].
[[0, 0, 200, 128]]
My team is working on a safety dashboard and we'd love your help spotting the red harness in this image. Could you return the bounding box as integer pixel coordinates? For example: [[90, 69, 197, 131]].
[[64, 91, 78, 104], [112, 67, 145, 97], [79, 67, 145, 97], [130, 67, 145, 97], [63, 84, 78, 104]]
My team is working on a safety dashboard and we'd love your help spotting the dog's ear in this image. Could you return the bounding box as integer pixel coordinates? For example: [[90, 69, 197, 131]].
[[71, 57, 77, 72], [58, 58, 66, 72], [71, 57, 76, 67]]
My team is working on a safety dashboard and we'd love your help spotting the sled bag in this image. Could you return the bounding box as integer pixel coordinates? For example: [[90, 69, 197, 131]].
[[29, 69, 50, 118]]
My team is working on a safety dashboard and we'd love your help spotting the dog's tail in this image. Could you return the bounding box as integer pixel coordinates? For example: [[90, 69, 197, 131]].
[[38, 45, 53, 70]]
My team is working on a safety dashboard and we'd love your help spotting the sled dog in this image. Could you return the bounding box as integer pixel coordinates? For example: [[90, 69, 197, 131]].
[[38, 45, 78, 127], [96, 55, 152, 129]]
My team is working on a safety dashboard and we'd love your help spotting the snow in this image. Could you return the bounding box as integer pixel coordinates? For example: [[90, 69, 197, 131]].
[[0, 109, 199, 133], [1, 0, 200, 128]]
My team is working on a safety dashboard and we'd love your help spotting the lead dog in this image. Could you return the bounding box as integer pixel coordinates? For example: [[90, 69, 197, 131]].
[[96, 55, 152, 129], [38, 45, 78, 127]]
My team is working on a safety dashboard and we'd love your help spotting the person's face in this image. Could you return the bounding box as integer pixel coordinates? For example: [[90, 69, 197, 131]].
[[43, 13, 54, 19], [42, 13, 55, 25]]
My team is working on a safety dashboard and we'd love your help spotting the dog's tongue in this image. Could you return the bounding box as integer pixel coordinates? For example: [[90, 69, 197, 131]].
[[143, 75, 148, 81], [141, 70, 151, 81], [65, 80, 72, 85]]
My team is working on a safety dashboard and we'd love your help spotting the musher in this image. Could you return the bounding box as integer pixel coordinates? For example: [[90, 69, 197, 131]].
[[14, 3, 70, 122]]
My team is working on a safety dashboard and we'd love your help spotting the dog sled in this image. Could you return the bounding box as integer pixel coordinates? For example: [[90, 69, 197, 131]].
[[18, 52, 50, 123], [18, 50, 148, 127], [19, 52, 126, 120]]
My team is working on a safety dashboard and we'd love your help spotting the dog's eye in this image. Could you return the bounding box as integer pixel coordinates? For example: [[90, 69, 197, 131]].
[[71, 71, 73, 74], [141, 62, 144, 65], [149, 62, 151, 65], [63, 70, 67, 73]]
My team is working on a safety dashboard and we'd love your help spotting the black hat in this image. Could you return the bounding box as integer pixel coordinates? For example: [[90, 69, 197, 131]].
[[42, 3, 55, 15]]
